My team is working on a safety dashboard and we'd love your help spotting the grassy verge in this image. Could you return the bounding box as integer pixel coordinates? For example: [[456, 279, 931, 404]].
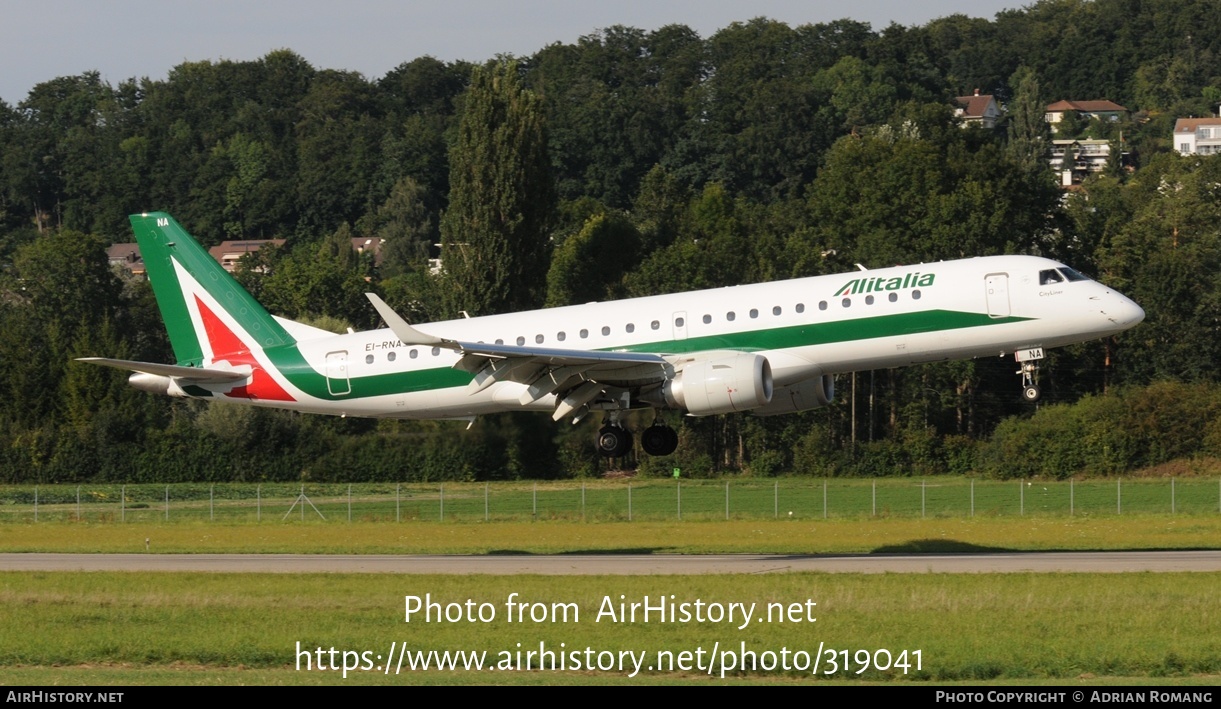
[[0, 571, 1218, 685], [1, 516, 1219, 554], [4, 477, 1219, 524]]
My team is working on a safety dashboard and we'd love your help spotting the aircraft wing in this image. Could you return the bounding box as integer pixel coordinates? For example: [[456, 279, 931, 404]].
[[365, 294, 670, 419], [76, 357, 249, 383]]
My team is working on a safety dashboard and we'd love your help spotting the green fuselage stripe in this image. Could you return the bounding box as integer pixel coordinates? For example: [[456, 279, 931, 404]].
[[262, 309, 1031, 402]]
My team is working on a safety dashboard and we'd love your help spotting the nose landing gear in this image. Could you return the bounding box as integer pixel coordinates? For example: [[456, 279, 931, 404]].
[[1014, 347, 1044, 403]]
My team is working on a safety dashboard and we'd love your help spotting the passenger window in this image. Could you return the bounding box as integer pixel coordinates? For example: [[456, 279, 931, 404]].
[[702, 314, 712, 324], [772, 306, 781, 316], [888, 293, 897, 303], [726, 312, 735, 321], [431, 347, 440, 356], [842, 298, 851, 307], [387, 351, 396, 362], [795, 303, 804, 314], [535, 334, 544, 344], [750, 309, 759, 318], [601, 326, 610, 336], [626, 323, 635, 333], [557, 332, 566, 342], [1039, 269, 1064, 285], [865, 295, 874, 305], [410, 349, 418, 359], [365, 354, 374, 364], [651, 320, 660, 330], [818, 301, 827, 311], [580, 329, 589, 338], [912, 290, 922, 300], [516, 336, 525, 346], [675, 317, 685, 328]]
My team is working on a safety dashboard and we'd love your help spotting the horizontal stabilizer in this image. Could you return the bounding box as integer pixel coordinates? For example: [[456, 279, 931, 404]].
[[76, 357, 248, 382]]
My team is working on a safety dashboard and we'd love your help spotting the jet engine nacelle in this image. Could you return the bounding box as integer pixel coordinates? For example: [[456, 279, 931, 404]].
[[664, 353, 773, 415], [752, 372, 835, 416]]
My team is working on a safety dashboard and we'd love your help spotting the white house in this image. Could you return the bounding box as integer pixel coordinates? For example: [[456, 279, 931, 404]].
[[1173, 117, 1221, 156], [954, 90, 1001, 128]]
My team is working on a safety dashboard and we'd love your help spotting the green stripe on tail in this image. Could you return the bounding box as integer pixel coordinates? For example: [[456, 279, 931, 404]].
[[130, 212, 294, 365]]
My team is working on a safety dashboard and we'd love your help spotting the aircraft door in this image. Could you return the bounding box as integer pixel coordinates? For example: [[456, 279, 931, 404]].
[[672, 311, 688, 341], [326, 351, 351, 396], [985, 273, 1011, 318]]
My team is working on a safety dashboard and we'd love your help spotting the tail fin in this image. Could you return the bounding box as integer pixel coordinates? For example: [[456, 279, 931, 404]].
[[131, 212, 295, 366]]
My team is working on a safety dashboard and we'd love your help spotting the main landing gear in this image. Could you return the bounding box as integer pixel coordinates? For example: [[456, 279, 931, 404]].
[[596, 416, 678, 457], [640, 423, 679, 456], [1014, 347, 1044, 403], [596, 423, 632, 458]]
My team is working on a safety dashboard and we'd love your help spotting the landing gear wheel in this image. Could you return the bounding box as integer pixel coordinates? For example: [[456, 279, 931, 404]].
[[641, 425, 679, 456], [1016, 355, 1042, 404], [596, 425, 633, 458]]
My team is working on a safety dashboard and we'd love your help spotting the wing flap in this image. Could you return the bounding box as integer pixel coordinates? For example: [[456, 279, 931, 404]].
[[363, 294, 671, 419]]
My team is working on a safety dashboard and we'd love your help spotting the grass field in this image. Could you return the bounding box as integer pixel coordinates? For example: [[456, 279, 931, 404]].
[[0, 571, 1218, 685], [2, 515, 1221, 554], [2, 479, 1219, 685], [3, 477, 1219, 525]]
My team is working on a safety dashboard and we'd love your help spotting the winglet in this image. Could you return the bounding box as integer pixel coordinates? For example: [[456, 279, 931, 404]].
[[365, 294, 456, 348]]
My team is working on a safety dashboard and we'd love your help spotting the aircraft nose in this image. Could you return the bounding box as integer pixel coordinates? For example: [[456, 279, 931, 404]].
[[1110, 293, 1144, 329]]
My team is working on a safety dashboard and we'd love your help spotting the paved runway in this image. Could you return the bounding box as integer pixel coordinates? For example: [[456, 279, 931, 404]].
[[2, 551, 1219, 574]]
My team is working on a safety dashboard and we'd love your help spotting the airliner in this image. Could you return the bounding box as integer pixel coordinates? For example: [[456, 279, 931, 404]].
[[81, 212, 1145, 457]]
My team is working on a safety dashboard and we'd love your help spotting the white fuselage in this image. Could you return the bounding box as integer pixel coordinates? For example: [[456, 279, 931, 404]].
[[237, 255, 1142, 419]]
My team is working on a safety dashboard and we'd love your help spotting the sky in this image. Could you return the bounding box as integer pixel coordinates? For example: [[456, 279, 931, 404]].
[[0, 0, 1024, 106]]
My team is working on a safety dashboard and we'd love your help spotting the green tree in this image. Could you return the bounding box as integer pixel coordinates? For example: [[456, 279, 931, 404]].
[[365, 176, 435, 277], [545, 211, 641, 306], [1006, 66, 1050, 175], [440, 61, 555, 316]]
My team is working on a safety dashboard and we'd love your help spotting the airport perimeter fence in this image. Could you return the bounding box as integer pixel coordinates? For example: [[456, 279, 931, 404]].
[[0, 477, 1219, 524]]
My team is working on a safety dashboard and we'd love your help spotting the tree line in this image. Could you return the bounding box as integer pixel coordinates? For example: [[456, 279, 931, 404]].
[[1, 0, 1219, 482]]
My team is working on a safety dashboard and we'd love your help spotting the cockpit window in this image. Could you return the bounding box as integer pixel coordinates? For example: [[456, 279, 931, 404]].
[[1057, 267, 1088, 282], [1039, 269, 1064, 285]]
